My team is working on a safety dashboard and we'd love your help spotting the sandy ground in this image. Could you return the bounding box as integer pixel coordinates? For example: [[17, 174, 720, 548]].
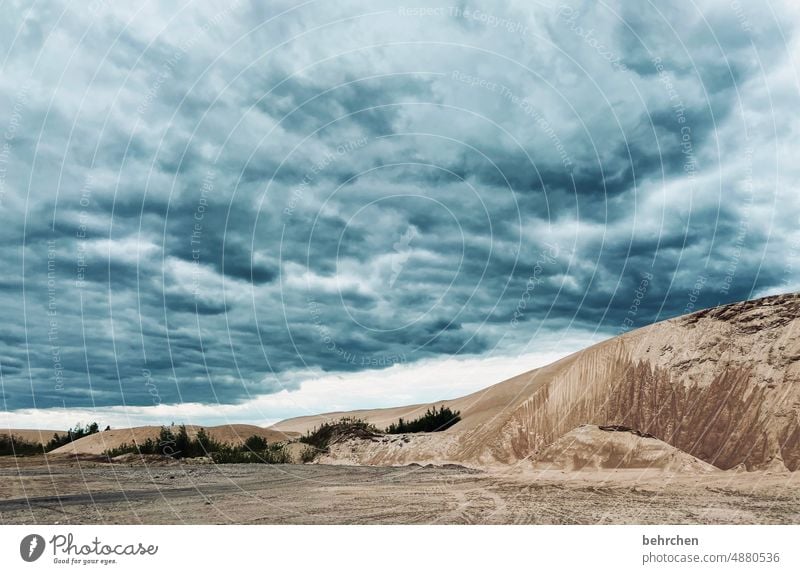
[[0, 456, 797, 525]]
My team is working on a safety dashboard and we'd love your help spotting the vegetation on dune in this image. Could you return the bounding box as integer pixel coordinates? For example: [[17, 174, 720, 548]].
[[210, 442, 291, 464], [0, 434, 44, 456], [45, 422, 101, 451], [293, 410, 461, 462], [243, 435, 269, 451], [299, 446, 317, 463], [103, 425, 292, 464], [1, 421, 107, 456], [385, 405, 461, 434], [298, 417, 379, 458], [4, 409, 462, 461]]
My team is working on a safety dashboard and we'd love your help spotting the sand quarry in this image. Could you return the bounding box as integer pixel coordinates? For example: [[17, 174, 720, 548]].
[[1, 294, 799, 524]]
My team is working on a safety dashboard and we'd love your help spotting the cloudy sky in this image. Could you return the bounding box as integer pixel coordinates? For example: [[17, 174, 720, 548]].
[[1, 0, 798, 428]]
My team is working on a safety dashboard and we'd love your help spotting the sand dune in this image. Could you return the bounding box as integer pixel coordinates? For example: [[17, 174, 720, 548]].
[[50, 424, 299, 455], [275, 293, 800, 470], [530, 424, 716, 472], [12, 294, 797, 470]]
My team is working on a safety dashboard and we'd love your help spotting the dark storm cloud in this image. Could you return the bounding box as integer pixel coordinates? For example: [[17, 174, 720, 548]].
[[0, 0, 797, 410]]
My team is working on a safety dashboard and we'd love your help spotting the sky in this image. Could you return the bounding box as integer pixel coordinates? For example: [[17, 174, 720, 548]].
[[1, 0, 799, 428]]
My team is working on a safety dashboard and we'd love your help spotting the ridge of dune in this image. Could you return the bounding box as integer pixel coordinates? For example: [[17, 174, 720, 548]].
[[275, 293, 800, 470], [50, 424, 300, 455]]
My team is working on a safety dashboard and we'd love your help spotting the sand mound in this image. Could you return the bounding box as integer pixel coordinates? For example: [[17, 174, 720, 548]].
[[50, 424, 299, 455], [276, 293, 800, 470], [531, 425, 717, 472], [316, 432, 462, 467]]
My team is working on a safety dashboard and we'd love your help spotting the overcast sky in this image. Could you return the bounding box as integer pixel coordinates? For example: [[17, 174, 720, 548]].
[[1, 0, 798, 428]]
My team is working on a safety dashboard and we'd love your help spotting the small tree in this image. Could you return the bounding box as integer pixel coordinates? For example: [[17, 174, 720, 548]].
[[244, 435, 268, 451], [385, 406, 461, 434], [158, 426, 177, 457], [0, 435, 44, 456], [173, 425, 191, 458], [300, 446, 316, 463], [194, 428, 215, 456]]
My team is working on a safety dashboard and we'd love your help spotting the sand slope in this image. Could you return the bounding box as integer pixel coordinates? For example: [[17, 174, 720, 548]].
[[50, 424, 299, 455], [530, 425, 716, 472], [276, 293, 800, 470]]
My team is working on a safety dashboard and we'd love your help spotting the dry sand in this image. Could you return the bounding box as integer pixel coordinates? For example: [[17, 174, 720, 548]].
[[0, 456, 796, 524]]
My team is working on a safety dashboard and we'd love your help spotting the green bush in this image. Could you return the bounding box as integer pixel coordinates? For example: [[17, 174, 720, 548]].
[[104, 442, 141, 458], [300, 446, 317, 463], [103, 428, 290, 464], [243, 435, 269, 451], [385, 405, 461, 434], [157, 426, 178, 457], [0, 434, 44, 456], [298, 417, 379, 452], [173, 425, 192, 457], [210, 442, 290, 464]]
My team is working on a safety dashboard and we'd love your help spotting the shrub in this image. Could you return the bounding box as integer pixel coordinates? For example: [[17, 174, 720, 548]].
[[0, 434, 44, 456], [157, 426, 178, 456], [263, 443, 291, 464], [102, 428, 292, 464], [193, 427, 223, 457], [385, 405, 461, 434], [104, 442, 140, 458], [243, 435, 269, 451], [102, 426, 194, 459], [300, 446, 317, 463], [298, 417, 379, 452], [210, 442, 290, 464], [103, 435, 164, 458], [173, 425, 192, 457]]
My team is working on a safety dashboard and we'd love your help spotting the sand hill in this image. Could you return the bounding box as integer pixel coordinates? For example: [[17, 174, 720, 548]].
[[8, 294, 797, 471], [530, 424, 716, 472], [275, 293, 800, 471], [49, 424, 299, 455]]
